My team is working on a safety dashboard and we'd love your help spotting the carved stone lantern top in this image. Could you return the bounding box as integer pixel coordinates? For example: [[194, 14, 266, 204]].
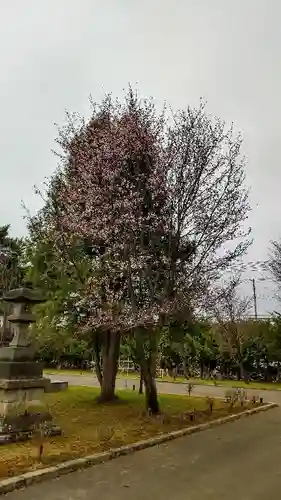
[[3, 287, 44, 305], [2, 287, 45, 348]]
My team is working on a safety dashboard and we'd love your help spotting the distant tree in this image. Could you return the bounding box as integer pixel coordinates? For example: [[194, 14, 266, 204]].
[[0, 225, 26, 342], [0, 225, 25, 291], [268, 240, 281, 297], [263, 314, 281, 380], [206, 275, 253, 380], [25, 234, 97, 364]]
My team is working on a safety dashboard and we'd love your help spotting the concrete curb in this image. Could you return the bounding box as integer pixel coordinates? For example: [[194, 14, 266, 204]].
[[155, 379, 281, 391], [0, 402, 277, 496]]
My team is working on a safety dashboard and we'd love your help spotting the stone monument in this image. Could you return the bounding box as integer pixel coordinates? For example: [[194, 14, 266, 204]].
[[0, 287, 61, 443]]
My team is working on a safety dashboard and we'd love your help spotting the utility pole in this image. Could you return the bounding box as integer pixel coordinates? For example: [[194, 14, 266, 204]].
[[252, 278, 258, 320]]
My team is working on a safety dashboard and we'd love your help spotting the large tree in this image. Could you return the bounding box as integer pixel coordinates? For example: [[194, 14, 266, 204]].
[[27, 89, 251, 411], [27, 90, 170, 407]]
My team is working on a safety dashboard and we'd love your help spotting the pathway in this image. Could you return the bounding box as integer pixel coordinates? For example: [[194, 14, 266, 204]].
[[5, 405, 281, 499], [48, 372, 281, 405]]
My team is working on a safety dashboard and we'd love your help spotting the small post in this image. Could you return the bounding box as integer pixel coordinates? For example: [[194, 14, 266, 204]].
[[252, 278, 258, 320]]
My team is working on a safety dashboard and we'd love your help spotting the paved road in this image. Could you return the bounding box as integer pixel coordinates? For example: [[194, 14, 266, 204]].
[[6, 405, 281, 499], [48, 373, 281, 404]]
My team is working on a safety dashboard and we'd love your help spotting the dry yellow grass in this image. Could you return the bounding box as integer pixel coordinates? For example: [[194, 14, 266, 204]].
[[0, 387, 257, 480]]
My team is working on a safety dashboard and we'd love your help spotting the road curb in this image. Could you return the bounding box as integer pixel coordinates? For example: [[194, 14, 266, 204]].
[[155, 379, 281, 391], [0, 402, 277, 496]]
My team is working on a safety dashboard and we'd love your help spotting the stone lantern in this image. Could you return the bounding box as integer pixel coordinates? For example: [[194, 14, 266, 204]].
[[0, 287, 61, 443]]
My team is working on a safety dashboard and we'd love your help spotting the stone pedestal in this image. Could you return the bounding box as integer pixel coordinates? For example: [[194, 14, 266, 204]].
[[0, 287, 61, 443]]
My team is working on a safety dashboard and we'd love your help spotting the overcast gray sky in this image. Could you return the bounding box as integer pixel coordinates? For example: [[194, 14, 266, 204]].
[[0, 0, 280, 315]]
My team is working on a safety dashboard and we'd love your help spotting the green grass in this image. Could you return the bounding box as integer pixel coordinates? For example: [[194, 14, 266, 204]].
[[43, 368, 281, 391], [0, 386, 256, 480]]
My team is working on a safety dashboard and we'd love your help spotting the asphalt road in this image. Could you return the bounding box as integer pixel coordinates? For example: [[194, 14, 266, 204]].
[[47, 372, 281, 404], [6, 403, 281, 499]]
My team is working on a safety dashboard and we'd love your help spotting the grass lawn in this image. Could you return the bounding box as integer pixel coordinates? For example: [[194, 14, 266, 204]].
[[0, 386, 258, 480], [44, 368, 281, 391]]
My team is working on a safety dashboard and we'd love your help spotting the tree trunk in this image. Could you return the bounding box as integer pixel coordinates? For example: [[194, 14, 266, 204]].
[[183, 358, 190, 380], [142, 367, 160, 414], [98, 331, 120, 403], [237, 361, 245, 381], [135, 327, 160, 414], [264, 365, 269, 382], [93, 332, 103, 387], [243, 369, 249, 383], [139, 368, 144, 394]]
